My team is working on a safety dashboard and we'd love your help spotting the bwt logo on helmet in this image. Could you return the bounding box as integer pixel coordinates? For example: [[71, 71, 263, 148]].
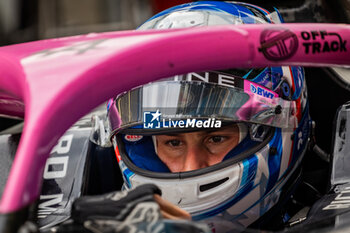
[[301, 30, 347, 54], [143, 110, 221, 129], [250, 84, 274, 99]]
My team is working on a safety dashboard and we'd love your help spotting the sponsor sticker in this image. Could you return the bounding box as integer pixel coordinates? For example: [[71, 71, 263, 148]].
[[300, 30, 347, 54], [258, 28, 299, 61], [124, 135, 143, 142], [244, 80, 277, 99]]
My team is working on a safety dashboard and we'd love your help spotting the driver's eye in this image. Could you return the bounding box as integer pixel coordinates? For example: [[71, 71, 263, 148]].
[[209, 136, 225, 143], [167, 140, 181, 147]]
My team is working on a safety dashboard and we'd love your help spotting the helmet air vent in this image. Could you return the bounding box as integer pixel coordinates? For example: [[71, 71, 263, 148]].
[[199, 177, 229, 192]]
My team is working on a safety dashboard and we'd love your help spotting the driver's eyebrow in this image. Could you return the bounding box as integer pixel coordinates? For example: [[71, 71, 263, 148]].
[[205, 127, 232, 134], [163, 130, 217, 136], [206, 129, 222, 134]]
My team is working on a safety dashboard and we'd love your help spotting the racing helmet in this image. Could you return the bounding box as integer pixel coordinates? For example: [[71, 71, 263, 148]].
[[108, 1, 311, 230]]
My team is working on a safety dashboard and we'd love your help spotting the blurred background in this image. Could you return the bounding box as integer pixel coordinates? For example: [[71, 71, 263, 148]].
[[1, 0, 350, 46], [0, 0, 192, 46]]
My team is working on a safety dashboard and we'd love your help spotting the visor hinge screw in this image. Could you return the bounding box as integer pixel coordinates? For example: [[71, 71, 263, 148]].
[[275, 105, 282, 115]]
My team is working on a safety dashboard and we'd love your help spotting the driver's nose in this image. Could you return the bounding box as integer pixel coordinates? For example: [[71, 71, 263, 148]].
[[182, 145, 210, 171]]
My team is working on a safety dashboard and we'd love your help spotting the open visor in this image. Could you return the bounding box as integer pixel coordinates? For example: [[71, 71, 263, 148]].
[[109, 78, 295, 136]]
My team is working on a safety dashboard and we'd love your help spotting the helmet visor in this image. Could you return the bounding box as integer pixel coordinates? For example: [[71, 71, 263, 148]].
[[109, 75, 294, 136]]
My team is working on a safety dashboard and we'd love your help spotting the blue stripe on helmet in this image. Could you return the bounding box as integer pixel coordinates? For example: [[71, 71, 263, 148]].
[[238, 159, 250, 190], [145, 1, 240, 23], [270, 67, 284, 91], [122, 167, 134, 188], [237, 2, 272, 23], [232, 3, 258, 24], [193, 154, 258, 220], [246, 68, 270, 87], [274, 7, 285, 23], [291, 66, 305, 100], [266, 129, 282, 193], [228, 179, 283, 223], [143, 1, 271, 26]]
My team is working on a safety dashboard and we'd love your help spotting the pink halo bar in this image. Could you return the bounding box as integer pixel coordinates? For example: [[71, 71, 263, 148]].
[[0, 23, 349, 213]]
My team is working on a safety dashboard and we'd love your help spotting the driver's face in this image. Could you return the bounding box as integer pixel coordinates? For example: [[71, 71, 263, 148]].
[[155, 125, 240, 172]]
